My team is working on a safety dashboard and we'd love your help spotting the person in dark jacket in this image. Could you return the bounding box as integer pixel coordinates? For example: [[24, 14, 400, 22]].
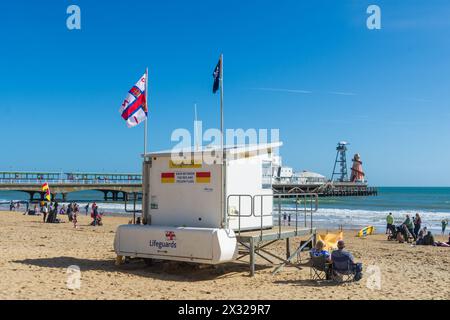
[[331, 240, 363, 281], [413, 213, 422, 238], [92, 204, 98, 226], [422, 231, 435, 246]]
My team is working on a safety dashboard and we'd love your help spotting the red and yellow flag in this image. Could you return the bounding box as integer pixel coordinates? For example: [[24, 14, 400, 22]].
[[42, 182, 51, 201]]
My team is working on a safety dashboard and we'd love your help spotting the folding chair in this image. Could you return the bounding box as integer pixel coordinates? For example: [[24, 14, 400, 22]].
[[332, 259, 362, 283], [309, 255, 331, 281]]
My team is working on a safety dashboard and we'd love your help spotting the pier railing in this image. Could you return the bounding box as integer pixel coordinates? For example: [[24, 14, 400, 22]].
[[0, 178, 142, 185], [0, 171, 142, 186]]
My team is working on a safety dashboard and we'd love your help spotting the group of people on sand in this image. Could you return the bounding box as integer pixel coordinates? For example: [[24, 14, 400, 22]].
[[25, 201, 61, 223], [9, 201, 21, 211], [24, 201, 102, 228], [386, 213, 450, 247], [310, 239, 363, 281]]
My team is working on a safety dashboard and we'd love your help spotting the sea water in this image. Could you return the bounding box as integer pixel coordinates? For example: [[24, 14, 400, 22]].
[[279, 187, 450, 232], [1, 187, 449, 232]]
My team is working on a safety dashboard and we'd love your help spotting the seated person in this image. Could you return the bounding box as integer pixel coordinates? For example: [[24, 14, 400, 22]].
[[396, 231, 405, 243], [415, 230, 425, 245], [310, 240, 331, 262], [422, 231, 435, 246], [310, 240, 332, 279], [331, 240, 363, 281], [387, 224, 397, 237], [435, 241, 450, 247]]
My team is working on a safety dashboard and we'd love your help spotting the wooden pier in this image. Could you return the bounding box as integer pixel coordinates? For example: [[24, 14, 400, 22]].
[[273, 182, 378, 197], [0, 171, 141, 201]]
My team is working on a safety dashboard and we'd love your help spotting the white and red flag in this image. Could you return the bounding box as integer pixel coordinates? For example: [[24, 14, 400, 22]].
[[119, 72, 148, 128]]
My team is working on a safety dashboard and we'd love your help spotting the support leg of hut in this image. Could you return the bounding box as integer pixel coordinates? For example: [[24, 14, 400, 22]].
[[286, 238, 291, 260], [115, 255, 124, 266], [249, 238, 255, 277]]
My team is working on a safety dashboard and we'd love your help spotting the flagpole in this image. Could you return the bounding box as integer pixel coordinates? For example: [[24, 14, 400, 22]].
[[220, 54, 227, 228], [144, 67, 148, 155], [194, 103, 199, 151]]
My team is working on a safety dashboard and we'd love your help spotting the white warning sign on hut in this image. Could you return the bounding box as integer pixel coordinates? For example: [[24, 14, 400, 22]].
[[175, 172, 195, 184]]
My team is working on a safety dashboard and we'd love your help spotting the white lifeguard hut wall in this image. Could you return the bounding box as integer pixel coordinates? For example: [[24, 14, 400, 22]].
[[114, 142, 281, 265], [144, 142, 281, 231]]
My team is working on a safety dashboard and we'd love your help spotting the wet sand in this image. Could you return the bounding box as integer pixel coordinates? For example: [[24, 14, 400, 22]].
[[0, 210, 449, 300]]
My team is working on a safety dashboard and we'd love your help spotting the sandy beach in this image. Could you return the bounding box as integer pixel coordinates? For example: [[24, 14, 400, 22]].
[[0, 210, 449, 300]]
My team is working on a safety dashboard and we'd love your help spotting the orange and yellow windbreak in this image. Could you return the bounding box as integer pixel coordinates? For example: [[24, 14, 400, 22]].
[[195, 172, 211, 183], [161, 172, 175, 183]]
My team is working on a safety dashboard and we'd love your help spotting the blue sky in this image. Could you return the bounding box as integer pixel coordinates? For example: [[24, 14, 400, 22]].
[[0, 0, 449, 186]]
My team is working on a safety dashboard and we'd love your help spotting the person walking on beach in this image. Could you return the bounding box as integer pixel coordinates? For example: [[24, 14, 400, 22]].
[[46, 203, 53, 223], [413, 213, 422, 238], [92, 203, 98, 226], [67, 203, 73, 222], [73, 207, 78, 229], [91, 202, 97, 217], [85, 203, 90, 216], [54, 201, 59, 216], [9, 201, 14, 211], [386, 213, 394, 234], [42, 203, 48, 223], [442, 219, 448, 235], [48, 203, 53, 221]]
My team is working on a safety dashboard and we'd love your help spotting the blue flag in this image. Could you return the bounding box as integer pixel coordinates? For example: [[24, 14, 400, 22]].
[[212, 58, 221, 94]]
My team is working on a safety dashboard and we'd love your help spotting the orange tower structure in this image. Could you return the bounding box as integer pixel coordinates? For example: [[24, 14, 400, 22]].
[[350, 153, 365, 182]]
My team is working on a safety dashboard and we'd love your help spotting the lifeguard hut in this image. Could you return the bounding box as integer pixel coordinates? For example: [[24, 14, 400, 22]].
[[114, 142, 318, 276]]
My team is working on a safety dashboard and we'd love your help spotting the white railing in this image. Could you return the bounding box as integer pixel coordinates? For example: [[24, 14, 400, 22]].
[[227, 193, 319, 238]]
